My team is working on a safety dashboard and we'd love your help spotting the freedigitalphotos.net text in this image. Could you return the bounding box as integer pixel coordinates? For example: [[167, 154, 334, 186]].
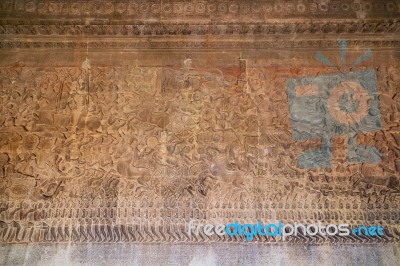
[[187, 220, 384, 241]]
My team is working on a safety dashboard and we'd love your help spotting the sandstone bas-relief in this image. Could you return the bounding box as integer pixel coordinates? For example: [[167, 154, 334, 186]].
[[0, 58, 399, 243], [0, 0, 399, 244]]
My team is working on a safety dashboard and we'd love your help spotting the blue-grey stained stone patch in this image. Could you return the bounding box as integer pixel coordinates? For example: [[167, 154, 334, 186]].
[[286, 69, 382, 168]]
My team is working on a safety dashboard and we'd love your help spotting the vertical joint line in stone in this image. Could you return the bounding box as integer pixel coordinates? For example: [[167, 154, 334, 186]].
[[238, 58, 247, 92], [85, 42, 90, 107], [81, 50, 91, 109]]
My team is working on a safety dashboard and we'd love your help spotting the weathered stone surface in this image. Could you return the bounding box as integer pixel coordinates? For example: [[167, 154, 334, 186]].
[[1, 243, 399, 266], [0, 2, 399, 265], [3, 56, 399, 243]]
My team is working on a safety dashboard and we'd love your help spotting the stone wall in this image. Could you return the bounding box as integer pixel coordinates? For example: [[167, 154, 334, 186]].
[[1, 243, 399, 265], [0, 0, 399, 264]]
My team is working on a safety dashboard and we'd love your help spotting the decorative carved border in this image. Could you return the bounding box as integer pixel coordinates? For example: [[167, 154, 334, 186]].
[[1, 39, 399, 50], [0, 0, 399, 20], [0, 20, 399, 36]]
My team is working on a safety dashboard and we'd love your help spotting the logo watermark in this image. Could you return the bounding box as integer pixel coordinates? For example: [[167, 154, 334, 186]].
[[188, 220, 385, 241], [286, 39, 381, 168]]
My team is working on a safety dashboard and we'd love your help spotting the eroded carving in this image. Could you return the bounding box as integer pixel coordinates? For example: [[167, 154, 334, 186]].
[[0, 60, 398, 243]]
